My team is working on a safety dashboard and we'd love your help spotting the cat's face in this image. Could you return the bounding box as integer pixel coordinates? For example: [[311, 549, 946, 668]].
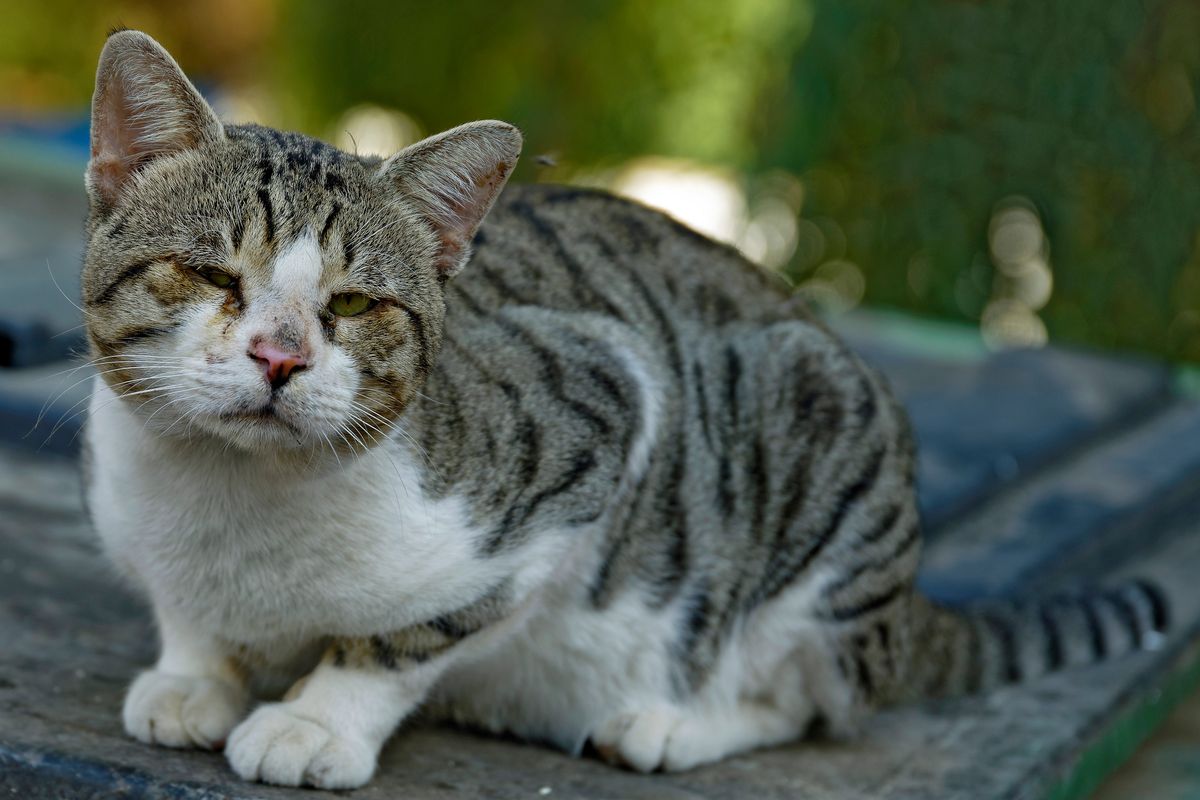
[[84, 125, 442, 453], [82, 31, 520, 454]]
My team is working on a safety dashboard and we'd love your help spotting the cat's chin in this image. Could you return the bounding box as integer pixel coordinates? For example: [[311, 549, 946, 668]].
[[176, 408, 324, 455]]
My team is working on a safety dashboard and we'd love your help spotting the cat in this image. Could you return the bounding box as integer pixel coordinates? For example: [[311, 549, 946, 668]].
[[81, 29, 1169, 790]]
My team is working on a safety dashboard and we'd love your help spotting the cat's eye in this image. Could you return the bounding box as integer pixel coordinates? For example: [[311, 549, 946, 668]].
[[329, 292, 376, 317], [200, 267, 237, 289]]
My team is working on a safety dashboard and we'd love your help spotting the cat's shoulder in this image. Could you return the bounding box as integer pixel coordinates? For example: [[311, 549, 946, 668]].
[[486, 184, 740, 256]]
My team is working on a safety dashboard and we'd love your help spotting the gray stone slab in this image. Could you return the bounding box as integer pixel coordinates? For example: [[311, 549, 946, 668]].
[[837, 314, 1173, 530], [919, 400, 1200, 604], [1090, 683, 1200, 799]]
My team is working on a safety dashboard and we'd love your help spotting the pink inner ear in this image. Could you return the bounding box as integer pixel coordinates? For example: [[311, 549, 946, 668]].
[[447, 163, 508, 218], [91, 104, 137, 203], [91, 76, 147, 204], [433, 161, 511, 268], [89, 52, 218, 207], [436, 232, 467, 275]]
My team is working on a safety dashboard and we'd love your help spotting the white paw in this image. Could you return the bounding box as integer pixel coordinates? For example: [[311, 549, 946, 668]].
[[591, 706, 682, 773], [226, 703, 377, 789], [123, 670, 247, 750], [660, 716, 726, 772], [591, 707, 743, 773]]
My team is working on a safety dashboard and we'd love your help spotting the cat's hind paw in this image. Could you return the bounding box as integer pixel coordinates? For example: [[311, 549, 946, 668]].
[[590, 706, 682, 773], [226, 703, 376, 789], [591, 703, 802, 773], [123, 670, 247, 750]]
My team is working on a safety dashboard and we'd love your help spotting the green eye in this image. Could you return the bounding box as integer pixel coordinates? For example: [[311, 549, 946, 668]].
[[200, 268, 236, 289], [329, 292, 376, 317]]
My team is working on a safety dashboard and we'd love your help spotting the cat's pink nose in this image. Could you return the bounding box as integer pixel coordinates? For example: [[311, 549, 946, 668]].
[[248, 342, 308, 389]]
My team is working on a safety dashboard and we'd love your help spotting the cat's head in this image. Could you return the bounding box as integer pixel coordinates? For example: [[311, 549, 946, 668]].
[[82, 30, 520, 454]]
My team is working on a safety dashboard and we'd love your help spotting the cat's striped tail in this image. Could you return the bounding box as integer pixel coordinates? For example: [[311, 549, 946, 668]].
[[905, 580, 1170, 699]]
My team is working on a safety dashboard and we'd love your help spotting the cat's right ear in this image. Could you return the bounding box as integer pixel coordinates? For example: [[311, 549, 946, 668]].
[[87, 30, 223, 211]]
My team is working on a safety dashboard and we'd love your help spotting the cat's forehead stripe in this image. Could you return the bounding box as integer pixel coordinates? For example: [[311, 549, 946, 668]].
[[271, 233, 323, 297]]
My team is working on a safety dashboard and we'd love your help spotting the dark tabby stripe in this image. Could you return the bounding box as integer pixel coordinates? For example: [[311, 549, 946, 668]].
[[231, 216, 246, 251], [858, 505, 903, 545], [587, 365, 629, 409], [854, 652, 873, 695], [853, 646, 874, 700], [107, 214, 128, 240], [982, 612, 1022, 683], [818, 447, 887, 546], [439, 333, 546, 524], [648, 441, 690, 608], [488, 450, 597, 554], [497, 317, 611, 436], [257, 188, 275, 244], [1040, 602, 1065, 671], [1081, 594, 1109, 659], [964, 617, 984, 693], [675, 584, 713, 690], [622, 266, 684, 378], [693, 361, 713, 449], [716, 346, 741, 518], [748, 438, 768, 541], [324, 171, 346, 194], [395, 301, 431, 376], [824, 521, 918, 598], [853, 373, 878, 428], [827, 583, 905, 622], [588, 469, 654, 608], [875, 622, 895, 677], [113, 325, 174, 346], [920, 579, 1170, 698], [1130, 579, 1170, 632], [762, 446, 888, 604], [1104, 588, 1143, 649], [479, 263, 535, 305], [449, 283, 489, 318], [319, 202, 341, 247], [370, 634, 400, 668], [427, 614, 471, 640], [88, 260, 154, 306], [509, 201, 628, 323]]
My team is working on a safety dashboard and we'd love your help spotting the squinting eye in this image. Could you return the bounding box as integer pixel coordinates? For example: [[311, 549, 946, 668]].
[[329, 292, 376, 317], [200, 267, 236, 289]]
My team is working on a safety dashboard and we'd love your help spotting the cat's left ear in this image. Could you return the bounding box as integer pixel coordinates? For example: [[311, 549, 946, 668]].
[[378, 121, 522, 280], [88, 30, 224, 211]]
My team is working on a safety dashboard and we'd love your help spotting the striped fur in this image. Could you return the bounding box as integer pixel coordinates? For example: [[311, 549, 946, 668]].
[[83, 31, 1169, 790]]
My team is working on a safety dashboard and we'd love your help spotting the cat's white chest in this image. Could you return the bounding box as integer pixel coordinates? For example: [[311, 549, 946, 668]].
[[86, 381, 487, 651]]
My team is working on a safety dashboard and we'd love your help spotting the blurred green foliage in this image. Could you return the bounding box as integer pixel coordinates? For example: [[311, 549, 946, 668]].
[[276, 0, 1200, 361], [763, 0, 1200, 358], [4, 0, 1200, 360], [277, 0, 808, 170]]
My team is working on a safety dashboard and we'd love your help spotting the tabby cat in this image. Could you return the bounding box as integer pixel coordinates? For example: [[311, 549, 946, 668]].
[[82, 30, 1169, 789]]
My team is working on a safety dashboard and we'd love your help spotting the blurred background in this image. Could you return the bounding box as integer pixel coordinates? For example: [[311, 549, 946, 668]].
[[3, 0, 1200, 360], [5, 6, 1200, 796]]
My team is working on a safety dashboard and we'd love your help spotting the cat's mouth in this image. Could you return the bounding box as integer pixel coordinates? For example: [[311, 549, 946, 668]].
[[221, 403, 300, 433]]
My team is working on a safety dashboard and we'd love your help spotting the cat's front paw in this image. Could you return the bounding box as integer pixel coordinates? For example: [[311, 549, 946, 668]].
[[226, 703, 377, 789], [123, 670, 248, 750]]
